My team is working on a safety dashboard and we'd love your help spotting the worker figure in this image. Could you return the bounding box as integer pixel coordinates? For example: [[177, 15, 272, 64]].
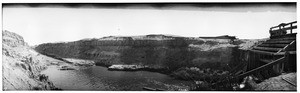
[[270, 23, 288, 37], [278, 23, 287, 36], [269, 29, 275, 37]]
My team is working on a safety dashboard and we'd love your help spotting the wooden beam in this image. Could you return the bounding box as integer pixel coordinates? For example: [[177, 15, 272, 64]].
[[270, 21, 297, 29], [271, 26, 297, 32], [237, 57, 285, 78], [250, 50, 279, 55], [268, 37, 296, 41], [276, 51, 296, 55], [259, 43, 287, 48], [265, 40, 293, 44], [253, 47, 282, 52]]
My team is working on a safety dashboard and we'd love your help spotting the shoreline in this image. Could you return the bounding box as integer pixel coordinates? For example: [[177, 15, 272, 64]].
[[43, 61, 195, 91], [42, 56, 298, 91]]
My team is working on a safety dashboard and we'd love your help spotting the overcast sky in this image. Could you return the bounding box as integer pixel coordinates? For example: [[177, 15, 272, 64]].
[[3, 3, 296, 45]]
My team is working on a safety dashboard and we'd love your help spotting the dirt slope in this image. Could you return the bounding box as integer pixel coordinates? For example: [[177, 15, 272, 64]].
[[2, 30, 61, 90]]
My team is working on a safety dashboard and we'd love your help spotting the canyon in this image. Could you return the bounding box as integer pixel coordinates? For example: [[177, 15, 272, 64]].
[[35, 35, 260, 73], [6, 30, 285, 91], [34, 34, 264, 88]]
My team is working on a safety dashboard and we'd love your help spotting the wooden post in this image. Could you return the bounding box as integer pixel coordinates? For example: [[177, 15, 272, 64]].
[[290, 24, 293, 34], [285, 51, 290, 71], [253, 52, 255, 69]]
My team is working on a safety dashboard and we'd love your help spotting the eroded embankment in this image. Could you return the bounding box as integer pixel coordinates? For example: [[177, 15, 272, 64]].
[[35, 36, 261, 74], [34, 35, 268, 90], [2, 30, 60, 90]]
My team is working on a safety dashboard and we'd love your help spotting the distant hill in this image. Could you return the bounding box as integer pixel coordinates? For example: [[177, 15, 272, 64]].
[[34, 33, 260, 72], [199, 35, 236, 40]]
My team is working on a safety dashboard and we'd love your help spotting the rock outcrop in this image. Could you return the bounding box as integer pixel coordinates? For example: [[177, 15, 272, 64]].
[[108, 65, 147, 71], [63, 58, 95, 66], [2, 30, 61, 90], [57, 58, 95, 70], [107, 64, 164, 71]]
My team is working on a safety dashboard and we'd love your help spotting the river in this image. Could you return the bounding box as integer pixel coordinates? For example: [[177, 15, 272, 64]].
[[41, 65, 195, 91]]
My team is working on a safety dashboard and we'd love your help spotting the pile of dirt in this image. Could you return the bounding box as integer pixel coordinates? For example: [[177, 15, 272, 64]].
[[246, 73, 296, 90]]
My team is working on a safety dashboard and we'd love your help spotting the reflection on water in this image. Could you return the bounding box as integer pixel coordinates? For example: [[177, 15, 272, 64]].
[[42, 66, 194, 91]]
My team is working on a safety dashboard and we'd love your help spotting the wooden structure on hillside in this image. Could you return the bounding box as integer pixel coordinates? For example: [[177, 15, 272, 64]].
[[212, 21, 296, 89], [239, 21, 297, 79]]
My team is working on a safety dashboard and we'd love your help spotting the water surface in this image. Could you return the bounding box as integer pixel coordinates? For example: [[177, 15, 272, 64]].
[[42, 66, 194, 91]]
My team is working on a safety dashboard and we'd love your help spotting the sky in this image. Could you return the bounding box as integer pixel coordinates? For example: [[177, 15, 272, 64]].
[[2, 3, 297, 45]]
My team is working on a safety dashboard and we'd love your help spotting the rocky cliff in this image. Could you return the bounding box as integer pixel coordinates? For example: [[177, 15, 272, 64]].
[[2, 30, 60, 90], [35, 34, 259, 73]]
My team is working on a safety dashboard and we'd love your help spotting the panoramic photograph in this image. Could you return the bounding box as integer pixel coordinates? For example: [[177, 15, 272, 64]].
[[2, 2, 297, 91]]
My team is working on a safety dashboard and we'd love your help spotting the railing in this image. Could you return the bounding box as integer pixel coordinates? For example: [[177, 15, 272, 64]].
[[269, 21, 297, 37]]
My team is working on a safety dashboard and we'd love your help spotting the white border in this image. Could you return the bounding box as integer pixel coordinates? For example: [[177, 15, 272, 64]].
[[0, 0, 298, 93], [0, 0, 299, 3]]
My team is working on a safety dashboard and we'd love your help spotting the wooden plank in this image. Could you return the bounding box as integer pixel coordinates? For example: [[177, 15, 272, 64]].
[[270, 21, 297, 30], [270, 33, 297, 39], [282, 75, 297, 86], [265, 40, 293, 44], [277, 40, 296, 53], [282, 40, 296, 51], [250, 50, 279, 55], [271, 26, 297, 32], [237, 57, 285, 78], [250, 50, 291, 56], [259, 43, 287, 48], [253, 47, 282, 52], [277, 51, 297, 55], [269, 37, 296, 41]]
